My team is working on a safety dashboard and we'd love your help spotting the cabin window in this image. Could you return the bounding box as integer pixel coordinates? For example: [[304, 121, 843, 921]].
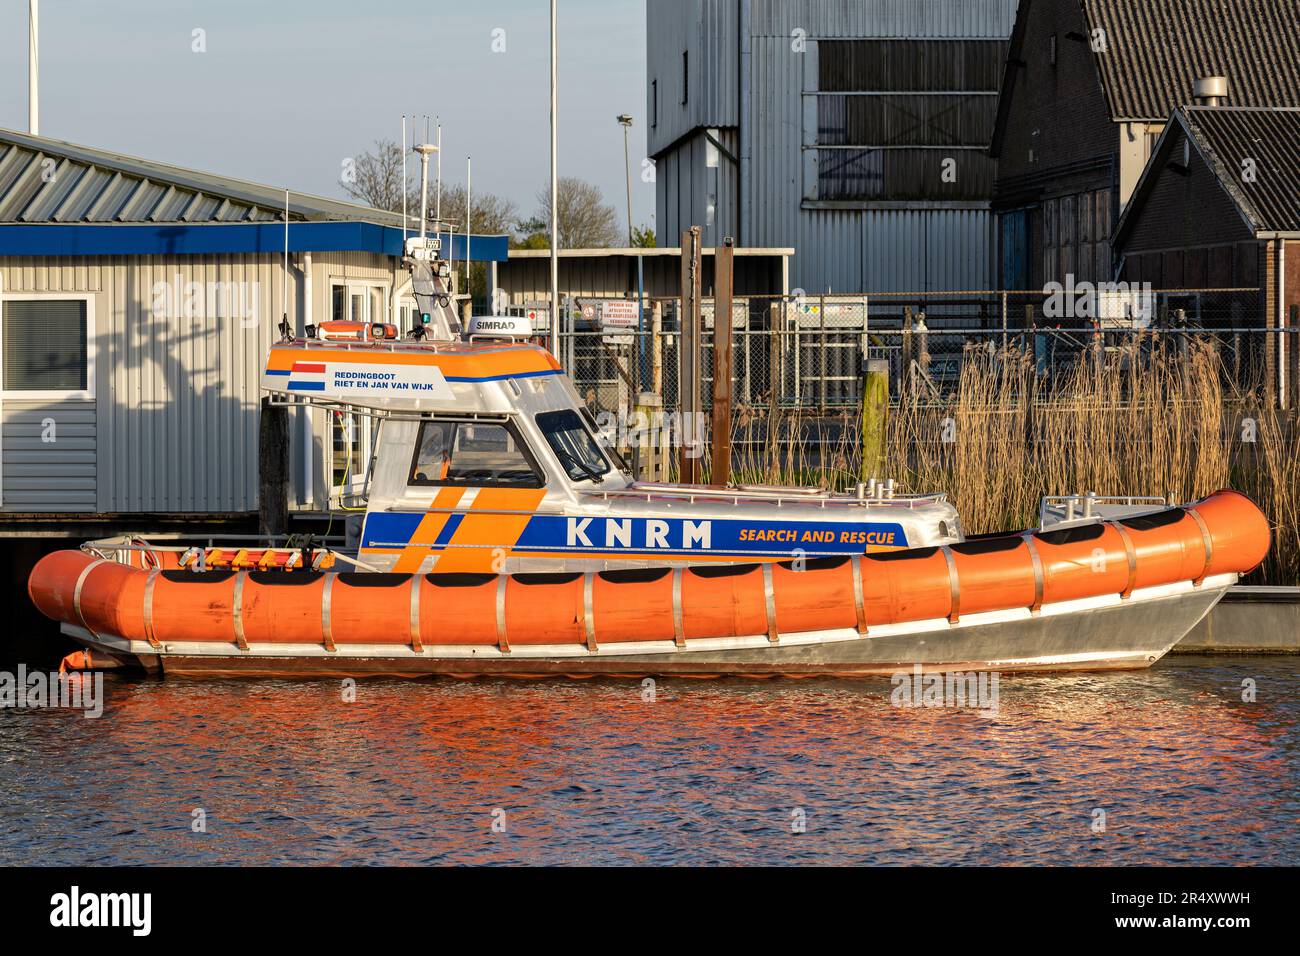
[[0, 296, 93, 398], [537, 409, 610, 483], [408, 419, 543, 488]]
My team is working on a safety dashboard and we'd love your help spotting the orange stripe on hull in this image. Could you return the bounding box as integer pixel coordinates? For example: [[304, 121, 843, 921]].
[[427, 488, 547, 573], [392, 488, 466, 573]]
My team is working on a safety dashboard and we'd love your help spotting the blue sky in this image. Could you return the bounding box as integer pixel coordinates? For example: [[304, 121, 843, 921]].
[[0, 0, 652, 232]]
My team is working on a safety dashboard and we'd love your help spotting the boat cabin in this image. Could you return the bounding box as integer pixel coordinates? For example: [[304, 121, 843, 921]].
[[260, 334, 961, 573]]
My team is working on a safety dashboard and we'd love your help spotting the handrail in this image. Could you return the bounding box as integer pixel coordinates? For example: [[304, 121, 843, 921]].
[[80, 536, 381, 573], [587, 485, 946, 509], [1039, 493, 1167, 528]]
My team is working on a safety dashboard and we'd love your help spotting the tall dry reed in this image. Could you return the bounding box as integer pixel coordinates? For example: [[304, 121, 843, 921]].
[[715, 337, 1297, 584]]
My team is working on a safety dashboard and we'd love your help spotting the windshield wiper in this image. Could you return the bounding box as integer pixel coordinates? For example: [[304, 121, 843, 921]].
[[555, 445, 604, 484]]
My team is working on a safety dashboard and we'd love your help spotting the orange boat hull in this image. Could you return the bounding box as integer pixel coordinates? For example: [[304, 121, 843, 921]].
[[28, 491, 1270, 677]]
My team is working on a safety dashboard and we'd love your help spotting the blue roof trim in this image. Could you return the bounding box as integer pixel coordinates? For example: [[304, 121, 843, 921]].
[[0, 223, 510, 261]]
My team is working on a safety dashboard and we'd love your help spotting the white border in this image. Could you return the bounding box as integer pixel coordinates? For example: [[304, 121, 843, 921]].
[[0, 291, 97, 401]]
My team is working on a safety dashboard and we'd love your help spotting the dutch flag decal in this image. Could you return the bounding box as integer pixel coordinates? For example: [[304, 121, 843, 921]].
[[287, 362, 327, 392]]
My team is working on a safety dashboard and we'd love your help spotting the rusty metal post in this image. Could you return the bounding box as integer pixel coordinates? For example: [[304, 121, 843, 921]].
[[679, 227, 703, 483], [711, 239, 735, 486], [651, 300, 664, 396], [901, 305, 914, 400]]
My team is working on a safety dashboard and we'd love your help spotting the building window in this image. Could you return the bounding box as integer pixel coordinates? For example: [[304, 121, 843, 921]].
[[1, 297, 92, 397], [804, 39, 1006, 202], [682, 51, 689, 105], [329, 281, 389, 324], [652, 79, 658, 129], [325, 281, 390, 497]]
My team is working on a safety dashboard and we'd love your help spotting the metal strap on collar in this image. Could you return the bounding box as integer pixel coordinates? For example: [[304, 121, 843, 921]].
[[1185, 507, 1214, 587], [851, 554, 868, 635], [321, 574, 337, 652], [409, 575, 424, 653], [671, 567, 686, 647], [72, 558, 107, 643], [1022, 533, 1044, 614], [496, 575, 511, 653], [141, 567, 162, 649], [762, 562, 779, 643], [1111, 522, 1138, 599], [582, 572, 598, 652], [940, 546, 961, 624], [232, 571, 249, 651]]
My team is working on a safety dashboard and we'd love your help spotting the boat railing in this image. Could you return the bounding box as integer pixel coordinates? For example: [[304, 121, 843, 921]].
[[1039, 493, 1168, 529], [79, 533, 380, 573], [591, 482, 948, 509]]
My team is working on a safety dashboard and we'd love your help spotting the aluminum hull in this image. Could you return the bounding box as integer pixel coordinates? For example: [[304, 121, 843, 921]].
[[60, 574, 1233, 679]]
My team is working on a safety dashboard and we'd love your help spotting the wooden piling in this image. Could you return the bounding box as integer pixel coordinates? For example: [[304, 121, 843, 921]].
[[860, 358, 889, 482], [634, 391, 667, 482], [258, 397, 289, 538]]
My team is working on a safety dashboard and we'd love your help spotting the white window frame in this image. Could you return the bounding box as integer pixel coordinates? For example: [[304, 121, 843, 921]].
[[328, 279, 392, 325], [0, 292, 97, 401], [397, 294, 420, 334], [325, 279, 391, 503]]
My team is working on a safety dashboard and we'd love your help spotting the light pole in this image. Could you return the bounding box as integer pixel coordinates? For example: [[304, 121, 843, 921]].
[[617, 114, 633, 247], [29, 0, 39, 135], [549, 0, 559, 357]]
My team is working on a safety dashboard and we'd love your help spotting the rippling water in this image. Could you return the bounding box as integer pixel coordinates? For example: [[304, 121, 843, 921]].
[[1, 656, 1296, 865]]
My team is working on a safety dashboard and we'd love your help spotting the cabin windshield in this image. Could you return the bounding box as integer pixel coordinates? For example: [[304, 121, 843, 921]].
[[408, 420, 542, 488], [537, 409, 610, 483]]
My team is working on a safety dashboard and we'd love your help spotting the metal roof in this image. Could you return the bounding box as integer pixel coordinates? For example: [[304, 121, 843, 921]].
[[1082, 0, 1300, 120], [1182, 107, 1300, 235], [993, 0, 1300, 154], [1114, 106, 1300, 244], [0, 127, 404, 227], [508, 247, 794, 258]]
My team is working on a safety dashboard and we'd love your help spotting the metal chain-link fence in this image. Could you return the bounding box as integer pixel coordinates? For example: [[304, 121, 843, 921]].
[[555, 288, 1275, 419], [539, 288, 1296, 585]]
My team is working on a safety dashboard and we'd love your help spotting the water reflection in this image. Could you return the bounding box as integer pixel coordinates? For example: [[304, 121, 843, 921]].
[[1, 658, 1295, 865]]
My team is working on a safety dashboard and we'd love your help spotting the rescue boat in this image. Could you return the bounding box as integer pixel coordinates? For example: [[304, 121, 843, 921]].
[[27, 486, 1269, 677], [25, 239, 1271, 678]]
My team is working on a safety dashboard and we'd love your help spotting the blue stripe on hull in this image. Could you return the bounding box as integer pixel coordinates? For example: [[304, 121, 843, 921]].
[[360, 511, 908, 558]]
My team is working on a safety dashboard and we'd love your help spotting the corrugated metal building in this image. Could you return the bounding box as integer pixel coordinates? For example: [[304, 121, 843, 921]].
[[647, 0, 1019, 295], [0, 128, 505, 527], [496, 246, 792, 303]]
